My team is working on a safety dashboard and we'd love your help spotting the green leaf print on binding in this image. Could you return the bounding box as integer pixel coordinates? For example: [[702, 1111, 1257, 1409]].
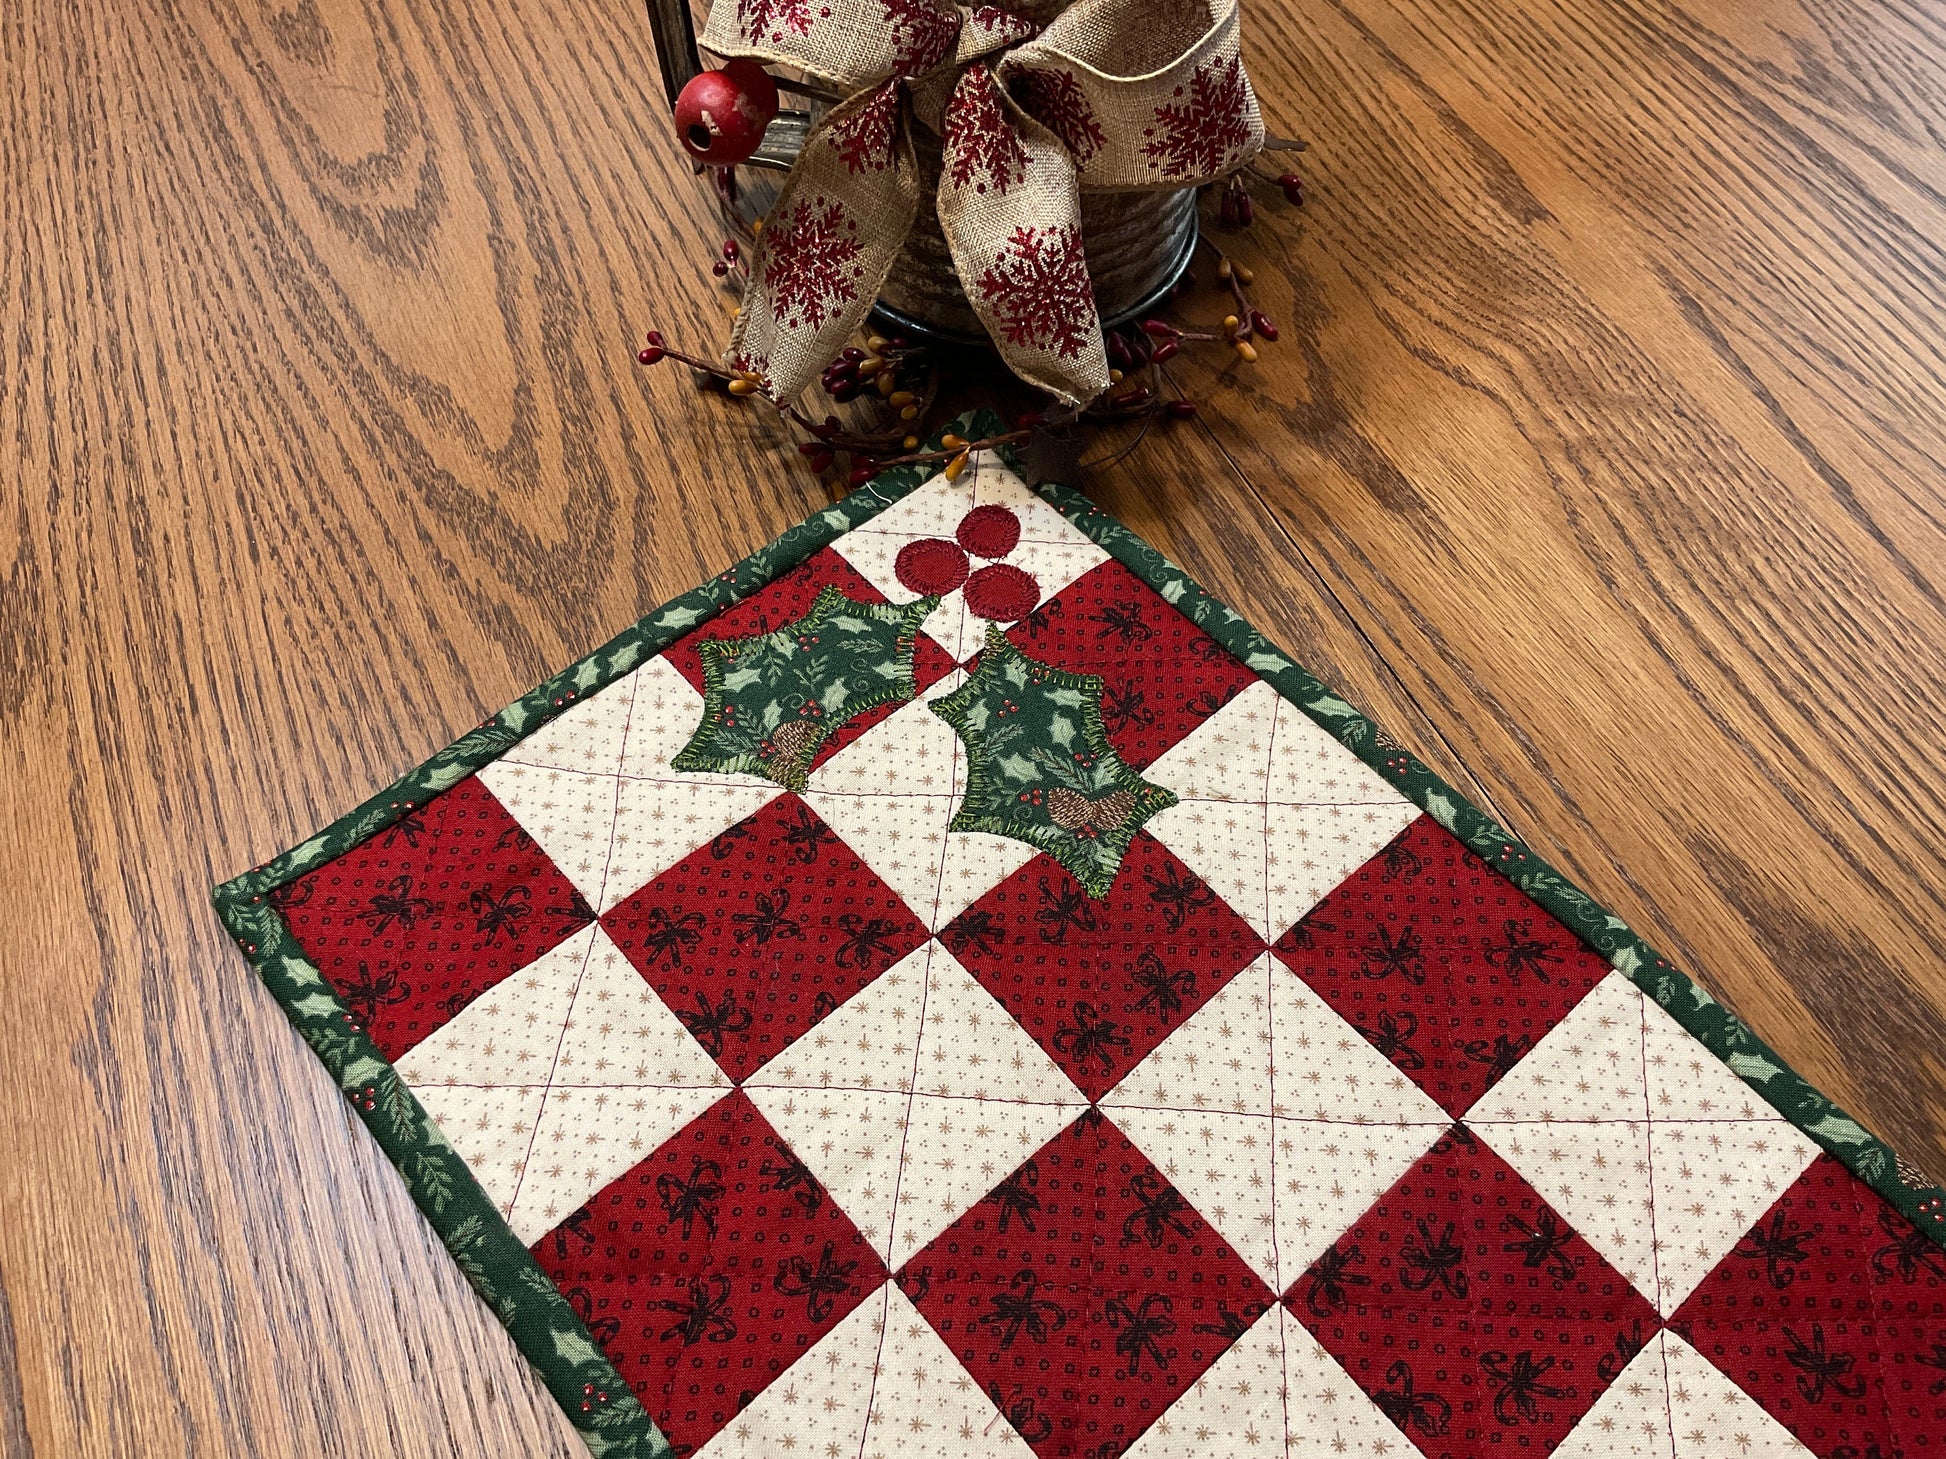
[[931, 626, 1178, 898], [670, 585, 939, 791]]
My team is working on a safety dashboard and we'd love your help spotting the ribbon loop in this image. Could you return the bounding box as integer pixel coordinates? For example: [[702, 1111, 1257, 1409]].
[[938, 66, 1105, 404], [1001, 0, 1262, 190]]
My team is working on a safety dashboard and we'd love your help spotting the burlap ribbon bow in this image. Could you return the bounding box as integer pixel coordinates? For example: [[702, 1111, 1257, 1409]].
[[703, 0, 1263, 406]]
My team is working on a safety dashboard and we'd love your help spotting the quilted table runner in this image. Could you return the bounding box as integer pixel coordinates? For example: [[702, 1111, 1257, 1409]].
[[216, 418, 1946, 1459]]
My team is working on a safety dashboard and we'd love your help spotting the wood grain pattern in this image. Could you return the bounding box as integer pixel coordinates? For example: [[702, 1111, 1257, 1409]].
[[1, 0, 1939, 1451]]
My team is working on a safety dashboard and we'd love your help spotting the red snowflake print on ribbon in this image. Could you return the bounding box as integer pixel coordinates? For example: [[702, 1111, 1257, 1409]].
[[946, 69, 1031, 196], [762, 198, 865, 332], [735, 0, 815, 43], [881, 0, 959, 76], [1009, 67, 1105, 165], [827, 82, 902, 174], [976, 224, 1096, 360], [1142, 54, 1252, 177], [966, 4, 1036, 44]]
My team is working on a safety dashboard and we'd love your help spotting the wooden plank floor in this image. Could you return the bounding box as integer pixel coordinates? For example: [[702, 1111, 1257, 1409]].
[[3, 0, 1942, 1450]]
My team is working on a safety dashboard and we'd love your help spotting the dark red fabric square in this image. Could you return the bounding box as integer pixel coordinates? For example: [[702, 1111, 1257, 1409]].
[[896, 1109, 1274, 1458], [1005, 558, 1258, 768], [601, 794, 928, 1081], [276, 775, 593, 1060], [530, 1091, 886, 1457], [1672, 1153, 1946, 1456], [1273, 819, 1610, 1117], [938, 835, 1264, 1101], [661, 545, 954, 771], [1290, 1126, 1660, 1455]]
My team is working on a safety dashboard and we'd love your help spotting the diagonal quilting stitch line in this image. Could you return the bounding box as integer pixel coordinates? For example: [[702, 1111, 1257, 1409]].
[[1259, 689, 1295, 1452], [1658, 1331, 1680, 1459], [1637, 978, 1670, 1323], [848, 637, 974, 1459], [500, 670, 646, 1227]]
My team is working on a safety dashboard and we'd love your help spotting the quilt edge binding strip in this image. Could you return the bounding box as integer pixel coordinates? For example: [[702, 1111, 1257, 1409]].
[[209, 409, 1946, 1459]]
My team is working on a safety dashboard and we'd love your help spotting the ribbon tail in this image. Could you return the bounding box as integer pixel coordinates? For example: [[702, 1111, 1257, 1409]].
[[936, 66, 1109, 408], [729, 83, 921, 403]]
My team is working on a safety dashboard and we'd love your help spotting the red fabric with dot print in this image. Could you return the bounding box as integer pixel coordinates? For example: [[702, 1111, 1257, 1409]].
[[1292, 1127, 1661, 1455], [1672, 1153, 1946, 1455], [601, 794, 928, 1081], [530, 1091, 887, 1458], [1006, 558, 1259, 768], [939, 835, 1262, 1100], [1274, 817, 1612, 1118], [897, 1110, 1274, 1459], [277, 775, 593, 1060]]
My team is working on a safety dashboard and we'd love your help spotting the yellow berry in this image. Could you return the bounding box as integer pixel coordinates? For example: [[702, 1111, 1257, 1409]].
[[903, 434, 920, 449], [727, 378, 757, 395], [900, 404, 919, 421], [1234, 339, 1258, 363], [1234, 262, 1255, 284], [943, 449, 971, 481]]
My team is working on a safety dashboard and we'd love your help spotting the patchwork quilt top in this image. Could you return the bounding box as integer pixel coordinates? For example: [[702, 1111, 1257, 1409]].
[[216, 424, 1946, 1459]]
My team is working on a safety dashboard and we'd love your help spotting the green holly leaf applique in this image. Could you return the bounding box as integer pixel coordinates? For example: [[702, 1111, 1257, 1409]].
[[931, 627, 1178, 897], [671, 586, 938, 791]]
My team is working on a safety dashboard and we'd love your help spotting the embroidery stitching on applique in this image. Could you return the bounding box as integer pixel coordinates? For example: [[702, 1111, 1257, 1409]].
[[671, 585, 938, 791], [930, 626, 1177, 896]]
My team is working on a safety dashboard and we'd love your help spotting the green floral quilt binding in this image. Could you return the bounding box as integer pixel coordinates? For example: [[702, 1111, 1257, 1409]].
[[671, 586, 938, 790], [931, 627, 1177, 896]]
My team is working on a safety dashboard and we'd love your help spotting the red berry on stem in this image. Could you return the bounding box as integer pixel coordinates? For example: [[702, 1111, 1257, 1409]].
[[637, 346, 665, 364], [674, 65, 778, 165], [1250, 311, 1278, 341]]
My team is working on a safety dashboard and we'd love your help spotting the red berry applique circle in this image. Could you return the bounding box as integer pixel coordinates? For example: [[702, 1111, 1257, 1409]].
[[964, 563, 1040, 621], [895, 538, 970, 595], [955, 504, 1021, 559]]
